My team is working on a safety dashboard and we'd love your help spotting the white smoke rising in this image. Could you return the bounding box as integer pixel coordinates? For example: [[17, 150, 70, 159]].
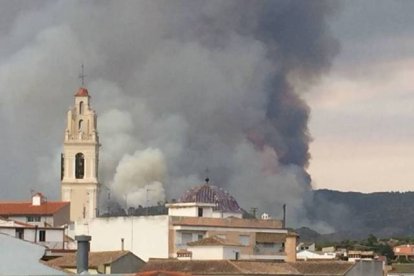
[[0, 1, 339, 227], [111, 148, 167, 207]]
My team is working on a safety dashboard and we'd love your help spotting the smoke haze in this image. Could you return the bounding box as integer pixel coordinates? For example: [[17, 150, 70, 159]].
[[0, 0, 339, 227]]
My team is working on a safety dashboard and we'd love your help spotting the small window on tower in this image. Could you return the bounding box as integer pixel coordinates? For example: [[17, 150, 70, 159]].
[[78, 120, 83, 132], [75, 153, 85, 179], [79, 101, 84, 114], [61, 153, 64, 180]]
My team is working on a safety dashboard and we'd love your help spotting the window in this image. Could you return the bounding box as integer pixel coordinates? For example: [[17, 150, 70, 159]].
[[198, 207, 203, 217], [75, 153, 85, 179], [181, 233, 192, 245], [39, 230, 46, 242], [79, 101, 84, 114], [78, 120, 83, 131], [61, 153, 64, 180], [15, 228, 24, 239], [27, 216, 41, 222], [197, 234, 204, 240], [239, 235, 250, 246]]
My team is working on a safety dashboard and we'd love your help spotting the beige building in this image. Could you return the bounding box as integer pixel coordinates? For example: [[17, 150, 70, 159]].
[[61, 87, 100, 222]]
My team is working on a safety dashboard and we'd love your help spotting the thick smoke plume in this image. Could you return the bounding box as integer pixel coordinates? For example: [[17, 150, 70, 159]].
[[112, 148, 167, 207], [0, 1, 339, 227]]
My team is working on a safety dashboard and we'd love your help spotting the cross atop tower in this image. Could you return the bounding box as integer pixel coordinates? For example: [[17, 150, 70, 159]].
[[79, 64, 86, 86]]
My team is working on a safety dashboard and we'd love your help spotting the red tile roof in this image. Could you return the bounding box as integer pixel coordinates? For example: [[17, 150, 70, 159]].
[[141, 260, 356, 275], [136, 271, 191, 276], [46, 251, 134, 268], [0, 201, 69, 216], [75, 87, 89, 97], [141, 259, 301, 275]]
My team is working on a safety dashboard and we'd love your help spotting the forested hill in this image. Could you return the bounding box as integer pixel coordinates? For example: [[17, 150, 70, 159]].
[[306, 189, 414, 240]]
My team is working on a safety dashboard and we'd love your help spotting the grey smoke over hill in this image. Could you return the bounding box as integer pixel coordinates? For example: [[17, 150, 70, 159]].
[[0, 1, 339, 227]]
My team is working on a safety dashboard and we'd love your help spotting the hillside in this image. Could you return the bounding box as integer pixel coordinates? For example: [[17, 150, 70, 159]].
[[306, 189, 414, 240]]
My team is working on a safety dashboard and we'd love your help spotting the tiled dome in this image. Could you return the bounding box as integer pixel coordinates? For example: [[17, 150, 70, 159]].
[[179, 182, 242, 213], [75, 87, 89, 97]]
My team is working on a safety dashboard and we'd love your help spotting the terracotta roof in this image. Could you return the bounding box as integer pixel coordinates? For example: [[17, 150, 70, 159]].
[[141, 259, 242, 274], [136, 271, 190, 276], [75, 87, 89, 97], [290, 261, 354, 275], [394, 244, 414, 255], [46, 251, 133, 268], [187, 236, 242, 247], [141, 260, 359, 275], [141, 259, 301, 275], [0, 201, 69, 216], [171, 216, 283, 229], [232, 261, 300, 274], [180, 184, 242, 213]]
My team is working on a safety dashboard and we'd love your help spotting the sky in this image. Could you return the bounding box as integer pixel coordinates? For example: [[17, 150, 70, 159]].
[[307, 0, 414, 192], [0, 0, 413, 226]]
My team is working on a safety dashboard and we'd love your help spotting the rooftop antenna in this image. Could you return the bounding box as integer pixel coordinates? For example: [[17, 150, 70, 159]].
[[79, 64, 86, 87], [204, 167, 210, 185], [146, 186, 154, 215]]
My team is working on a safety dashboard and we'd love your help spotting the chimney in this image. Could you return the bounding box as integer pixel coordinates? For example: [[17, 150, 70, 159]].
[[75, 235, 91, 274], [282, 204, 286, 228], [284, 232, 298, 263]]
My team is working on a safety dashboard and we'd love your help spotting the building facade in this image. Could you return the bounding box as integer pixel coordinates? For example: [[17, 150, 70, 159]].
[[61, 87, 100, 222], [0, 218, 66, 250], [0, 193, 70, 227]]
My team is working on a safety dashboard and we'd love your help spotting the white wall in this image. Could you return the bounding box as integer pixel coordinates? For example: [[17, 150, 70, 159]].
[[169, 207, 197, 217], [8, 215, 54, 226], [0, 227, 64, 249], [189, 246, 224, 260], [223, 246, 241, 260], [77, 215, 169, 261], [189, 246, 240, 260]]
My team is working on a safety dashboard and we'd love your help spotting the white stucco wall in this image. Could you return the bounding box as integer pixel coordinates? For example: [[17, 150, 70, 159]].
[[169, 207, 198, 217], [8, 215, 54, 226], [77, 215, 169, 261], [189, 246, 240, 260], [223, 246, 241, 260], [0, 227, 64, 249], [189, 246, 225, 260]]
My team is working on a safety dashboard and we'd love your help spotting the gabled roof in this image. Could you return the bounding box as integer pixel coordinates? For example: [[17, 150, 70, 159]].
[[75, 87, 89, 97], [0, 201, 69, 216], [136, 271, 190, 276], [141, 259, 301, 275], [141, 259, 244, 274], [46, 251, 136, 268], [290, 261, 354, 275], [141, 259, 357, 275], [187, 236, 242, 247]]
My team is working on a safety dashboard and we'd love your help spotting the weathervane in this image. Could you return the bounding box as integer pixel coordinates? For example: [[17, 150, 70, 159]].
[[79, 64, 86, 86]]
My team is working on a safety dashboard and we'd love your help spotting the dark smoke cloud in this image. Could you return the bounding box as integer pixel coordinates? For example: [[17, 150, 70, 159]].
[[0, 0, 339, 228]]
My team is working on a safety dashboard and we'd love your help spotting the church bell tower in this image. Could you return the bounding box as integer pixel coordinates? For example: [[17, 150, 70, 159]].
[[61, 87, 100, 222]]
